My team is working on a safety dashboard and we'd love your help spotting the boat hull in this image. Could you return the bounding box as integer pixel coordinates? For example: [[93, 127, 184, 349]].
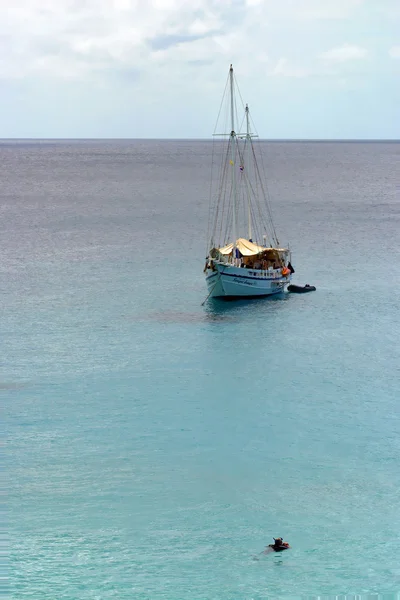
[[205, 263, 290, 298]]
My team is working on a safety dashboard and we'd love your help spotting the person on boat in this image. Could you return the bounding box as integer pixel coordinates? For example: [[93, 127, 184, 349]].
[[288, 261, 295, 274], [268, 537, 290, 552]]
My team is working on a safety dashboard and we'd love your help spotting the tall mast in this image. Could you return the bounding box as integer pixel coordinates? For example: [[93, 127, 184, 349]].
[[245, 104, 252, 241], [229, 65, 238, 247]]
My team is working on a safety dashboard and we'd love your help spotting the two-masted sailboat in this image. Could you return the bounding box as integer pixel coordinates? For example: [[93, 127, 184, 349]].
[[204, 65, 294, 298]]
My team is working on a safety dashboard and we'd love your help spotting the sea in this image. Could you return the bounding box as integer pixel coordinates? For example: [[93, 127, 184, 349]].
[[2, 139, 400, 599]]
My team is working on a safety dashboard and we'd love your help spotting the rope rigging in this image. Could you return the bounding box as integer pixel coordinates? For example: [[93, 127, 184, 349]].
[[206, 68, 284, 255]]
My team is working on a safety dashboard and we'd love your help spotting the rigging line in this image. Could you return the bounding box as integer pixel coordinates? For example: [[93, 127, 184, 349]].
[[246, 110, 276, 233], [218, 93, 231, 187], [215, 96, 228, 183], [214, 145, 231, 246], [251, 142, 279, 245], [251, 162, 266, 243], [252, 156, 269, 237], [217, 185, 228, 245], [237, 137, 250, 237], [219, 193, 231, 247], [206, 134, 217, 253], [233, 71, 246, 117], [208, 141, 227, 250], [249, 116, 280, 245], [222, 157, 233, 243], [238, 112, 246, 136], [212, 72, 230, 135], [207, 70, 231, 251], [213, 122, 230, 243], [238, 146, 259, 242], [237, 148, 260, 219], [249, 202, 261, 243], [243, 146, 271, 244], [201, 265, 226, 306], [224, 198, 233, 245], [210, 146, 224, 248], [249, 110, 260, 138]]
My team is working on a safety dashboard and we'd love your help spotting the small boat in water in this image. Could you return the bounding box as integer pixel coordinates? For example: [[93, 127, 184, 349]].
[[287, 284, 316, 293], [204, 65, 293, 299]]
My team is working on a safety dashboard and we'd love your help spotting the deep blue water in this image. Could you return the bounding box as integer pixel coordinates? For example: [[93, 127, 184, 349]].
[[2, 140, 400, 599]]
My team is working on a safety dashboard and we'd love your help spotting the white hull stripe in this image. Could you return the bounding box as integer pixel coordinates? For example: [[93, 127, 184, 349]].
[[220, 271, 286, 282]]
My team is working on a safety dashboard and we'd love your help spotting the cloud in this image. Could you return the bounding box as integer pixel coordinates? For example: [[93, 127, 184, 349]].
[[287, 0, 365, 20], [1, 0, 399, 138], [0, 0, 372, 85], [245, 0, 366, 20], [244, 0, 365, 19], [1, 0, 225, 81], [389, 45, 400, 59], [320, 44, 368, 62], [149, 33, 216, 52], [271, 58, 310, 78]]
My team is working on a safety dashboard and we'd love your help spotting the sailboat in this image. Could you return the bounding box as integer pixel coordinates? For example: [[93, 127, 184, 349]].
[[204, 65, 294, 298]]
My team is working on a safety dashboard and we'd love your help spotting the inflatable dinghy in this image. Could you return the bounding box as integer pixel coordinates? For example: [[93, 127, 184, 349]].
[[288, 284, 316, 293]]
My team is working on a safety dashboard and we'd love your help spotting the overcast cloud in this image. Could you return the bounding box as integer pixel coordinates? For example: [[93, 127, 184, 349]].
[[1, 0, 399, 138]]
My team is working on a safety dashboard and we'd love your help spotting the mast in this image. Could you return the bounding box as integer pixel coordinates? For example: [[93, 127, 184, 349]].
[[245, 104, 252, 241], [229, 65, 238, 247]]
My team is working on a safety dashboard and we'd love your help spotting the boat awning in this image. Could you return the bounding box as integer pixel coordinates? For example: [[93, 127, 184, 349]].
[[219, 238, 266, 256], [218, 238, 269, 256]]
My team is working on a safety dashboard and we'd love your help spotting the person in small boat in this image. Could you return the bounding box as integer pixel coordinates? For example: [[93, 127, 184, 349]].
[[268, 537, 290, 552]]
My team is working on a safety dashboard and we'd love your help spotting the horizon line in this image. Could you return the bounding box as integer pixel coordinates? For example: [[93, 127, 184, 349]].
[[1, 137, 399, 143]]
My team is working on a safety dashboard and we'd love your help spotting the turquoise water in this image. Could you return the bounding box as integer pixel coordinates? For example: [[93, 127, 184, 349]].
[[3, 140, 400, 598]]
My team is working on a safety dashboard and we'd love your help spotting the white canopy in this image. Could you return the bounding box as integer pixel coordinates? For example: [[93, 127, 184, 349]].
[[218, 238, 266, 256], [218, 238, 267, 256]]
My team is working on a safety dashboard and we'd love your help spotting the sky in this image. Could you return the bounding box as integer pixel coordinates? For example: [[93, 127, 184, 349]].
[[1, 0, 399, 139]]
